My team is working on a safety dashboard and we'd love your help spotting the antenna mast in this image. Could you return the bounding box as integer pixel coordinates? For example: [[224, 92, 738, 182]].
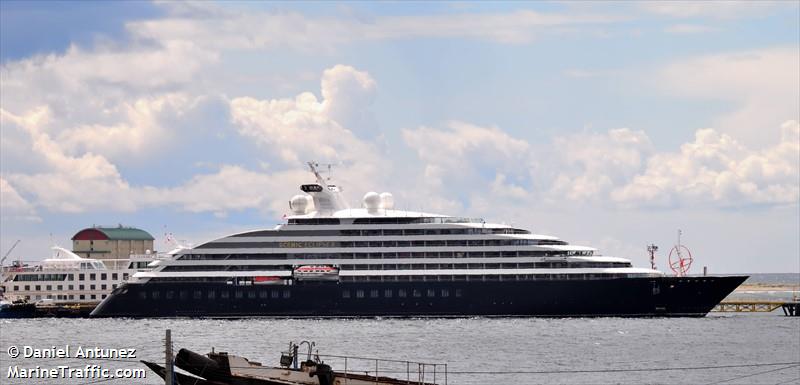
[[647, 244, 658, 270]]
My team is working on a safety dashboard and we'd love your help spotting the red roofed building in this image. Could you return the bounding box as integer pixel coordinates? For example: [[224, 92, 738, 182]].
[[71, 225, 155, 261]]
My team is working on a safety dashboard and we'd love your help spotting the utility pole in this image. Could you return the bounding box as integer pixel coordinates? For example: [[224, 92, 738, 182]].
[[165, 329, 173, 385]]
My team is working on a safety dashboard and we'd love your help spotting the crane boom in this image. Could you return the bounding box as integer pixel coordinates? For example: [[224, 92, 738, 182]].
[[1, 239, 21, 266]]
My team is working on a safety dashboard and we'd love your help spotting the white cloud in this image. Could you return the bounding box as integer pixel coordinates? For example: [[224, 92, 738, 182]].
[[129, 5, 625, 50], [639, 1, 788, 19], [664, 24, 719, 34], [56, 93, 199, 159], [229, 65, 382, 166], [1, 65, 392, 216], [402, 119, 798, 210], [657, 47, 799, 146], [402, 121, 531, 186], [0, 177, 39, 222], [550, 128, 653, 203], [1, 107, 137, 213], [612, 121, 799, 208]]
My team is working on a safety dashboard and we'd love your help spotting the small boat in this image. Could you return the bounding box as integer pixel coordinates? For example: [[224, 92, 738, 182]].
[[292, 265, 339, 281], [254, 276, 284, 285], [0, 299, 36, 318], [142, 341, 442, 385]]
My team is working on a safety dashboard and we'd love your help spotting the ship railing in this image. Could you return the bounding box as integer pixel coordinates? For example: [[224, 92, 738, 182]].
[[1, 265, 41, 273], [314, 353, 447, 385]]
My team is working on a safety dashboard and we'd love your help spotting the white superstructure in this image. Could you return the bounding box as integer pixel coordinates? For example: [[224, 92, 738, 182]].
[[132, 162, 663, 287], [0, 246, 164, 304]]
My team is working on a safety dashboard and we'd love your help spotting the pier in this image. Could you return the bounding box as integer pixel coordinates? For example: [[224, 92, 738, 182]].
[[712, 300, 799, 316]]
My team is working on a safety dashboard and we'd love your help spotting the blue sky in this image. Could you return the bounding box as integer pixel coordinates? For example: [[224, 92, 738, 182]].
[[1, 1, 798, 273]]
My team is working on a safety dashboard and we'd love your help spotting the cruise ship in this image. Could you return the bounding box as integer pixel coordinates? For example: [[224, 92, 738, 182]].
[[1, 246, 160, 306], [92, 163, 746, 318]]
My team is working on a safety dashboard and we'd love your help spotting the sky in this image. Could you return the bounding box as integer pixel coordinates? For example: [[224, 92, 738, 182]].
[[0, 1, 798, 273]]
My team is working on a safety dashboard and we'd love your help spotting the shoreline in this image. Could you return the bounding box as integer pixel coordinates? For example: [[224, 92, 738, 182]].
[[735, 284, 799, 292]]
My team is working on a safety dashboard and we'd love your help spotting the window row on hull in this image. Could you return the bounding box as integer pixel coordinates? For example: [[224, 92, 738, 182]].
[[159, 261, 630, 272], [196, 239, 568, 249], [144, 272, 635, 284], [233, 227, 531, 237], [178, 250, 592, 260]]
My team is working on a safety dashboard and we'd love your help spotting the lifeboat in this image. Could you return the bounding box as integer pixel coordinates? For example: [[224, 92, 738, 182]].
[[293, 265, 340, 281], [253, 276, 282, 285]]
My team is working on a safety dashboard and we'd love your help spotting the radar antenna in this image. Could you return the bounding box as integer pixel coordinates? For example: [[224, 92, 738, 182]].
[[668, 229, 693, 276], [647, 244, 658, 270], [307, 161, 338, 183]]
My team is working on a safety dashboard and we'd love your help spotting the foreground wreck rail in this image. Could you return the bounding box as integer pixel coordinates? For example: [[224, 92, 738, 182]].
[[313, 353, 447, 385]]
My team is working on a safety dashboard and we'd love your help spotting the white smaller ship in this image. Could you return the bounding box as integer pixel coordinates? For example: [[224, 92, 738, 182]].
[[0, 246, 163, 307]]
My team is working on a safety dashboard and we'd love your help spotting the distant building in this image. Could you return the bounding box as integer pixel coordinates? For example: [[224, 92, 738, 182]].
[[71, 225, 155, 261]]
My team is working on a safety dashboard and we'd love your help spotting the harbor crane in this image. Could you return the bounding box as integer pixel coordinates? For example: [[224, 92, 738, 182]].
[[0, 239, 21, 266]]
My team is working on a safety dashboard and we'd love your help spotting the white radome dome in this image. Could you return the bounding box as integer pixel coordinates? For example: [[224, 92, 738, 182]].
[[379, 192, 394, 209], [290, 194, 310, 214], [363, 191, 381, 211]]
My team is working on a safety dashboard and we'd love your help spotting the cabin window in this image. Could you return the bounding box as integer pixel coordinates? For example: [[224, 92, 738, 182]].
[[220, 291, 229, 299], [441, 289, 449, 297], [342, 290, 350, 298], [13, 285, 18, 291], [90, 285, 96, 290], [35, 285, 41, 291], [90, 295, 96, 300], [455, 289, 463, 297], [79, 274, 85, 281], [247, 291, 256, 299], [101, 284, 107, 290], [398, 289, 407, 298], [102, 295, 106, 299], [370, 290, 379, 298], [79, 295, 85, 300], [195, 291, 203, 299], [123, 273, 129, 280], [209, 290, 217, 300], [356, 290, 364, 298], [282, 290, 290, 299], [112, 273, 118, 280], [235, 291, 243, 299], [138, 292, 146, 300], [271, 290, 279, 299], [427, 289, 435, 298], [258, 291, 267, 299], [166, 291, 174, 299], [101, 273, 107, 280], [413, 290, 421, 298], [179, 291, 187, 300], [68, 295, 74, 300], [90, 274, 96, 280], [151, 291, 160, 299], [384, 289, 392, 298], [46, 285, 52, 291]]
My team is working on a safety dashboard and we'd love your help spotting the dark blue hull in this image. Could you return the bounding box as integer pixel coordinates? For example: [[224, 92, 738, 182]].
[[91, 276, 746, 318]]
